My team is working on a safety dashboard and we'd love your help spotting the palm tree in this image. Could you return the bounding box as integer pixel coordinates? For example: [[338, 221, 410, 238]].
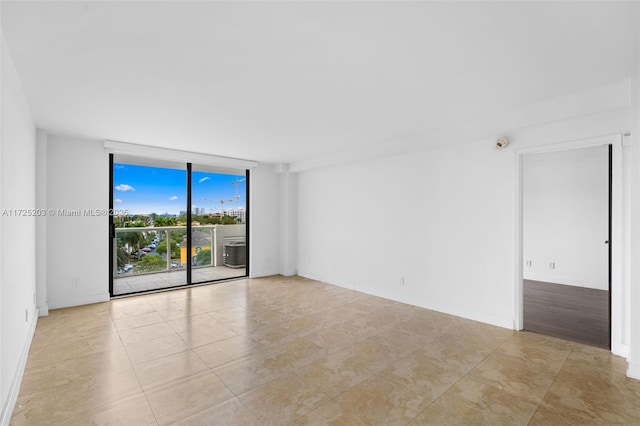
[[119, 231, 144, 255]]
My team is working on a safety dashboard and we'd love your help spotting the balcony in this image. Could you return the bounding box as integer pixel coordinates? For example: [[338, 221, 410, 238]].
[[113, 224, 246, 295]]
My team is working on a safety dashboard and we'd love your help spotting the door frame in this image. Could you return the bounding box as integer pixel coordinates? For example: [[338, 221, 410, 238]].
[[108, 155, 250, 296], [514, 134, 624, 355]]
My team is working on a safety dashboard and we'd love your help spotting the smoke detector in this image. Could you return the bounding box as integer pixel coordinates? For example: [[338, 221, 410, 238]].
[[496, 136, 510, 149]]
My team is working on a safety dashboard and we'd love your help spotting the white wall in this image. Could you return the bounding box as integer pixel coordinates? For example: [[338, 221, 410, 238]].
[[627, 13, 640, 379], [0, 36, 37, 425], [522, 146, 609, 290], [296, 106, 630, 331], [249, 163, 280, 277], [35, 129, 47, 315], [279, 169, 297, 276], [46, 135, 110, 309]]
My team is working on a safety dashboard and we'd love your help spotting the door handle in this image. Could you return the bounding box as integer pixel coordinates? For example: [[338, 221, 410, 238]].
[[604, 240, 609, 244]]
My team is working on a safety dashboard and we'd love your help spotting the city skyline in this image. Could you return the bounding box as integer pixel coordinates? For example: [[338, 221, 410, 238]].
[[113, 163, 246, 215]]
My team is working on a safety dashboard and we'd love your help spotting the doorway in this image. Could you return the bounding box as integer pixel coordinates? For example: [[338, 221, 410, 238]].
[[109, 155, 249, 296], [522, 145, 610, 348]]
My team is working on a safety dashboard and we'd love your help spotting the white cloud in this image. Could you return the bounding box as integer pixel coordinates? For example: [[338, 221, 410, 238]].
[[115, 184, 135, 192], [198, 177, 210, 183], [114, 198, 123, 203], [169, 196, 178, 201]]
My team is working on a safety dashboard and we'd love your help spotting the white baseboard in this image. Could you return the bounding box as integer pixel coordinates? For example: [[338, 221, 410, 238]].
[[249, 269, 280, 279], [37, 302, 48, 317], [612, 343, 630, 359], [627, 361, 640, 380], [48, 292, 110, 310], [298, 272, 356, 291], [298, 272, 514, 330], [0, 309, 39, 426]]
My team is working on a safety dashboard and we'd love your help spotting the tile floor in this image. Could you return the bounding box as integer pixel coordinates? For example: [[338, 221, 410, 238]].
[[11, 276, 640, 425]]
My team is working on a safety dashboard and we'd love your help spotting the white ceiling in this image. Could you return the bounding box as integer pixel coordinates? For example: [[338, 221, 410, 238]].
[[2, 1, 638, 164]]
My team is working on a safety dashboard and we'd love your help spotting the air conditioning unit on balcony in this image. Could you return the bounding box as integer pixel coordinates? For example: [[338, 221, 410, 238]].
[[223, 241, 246, 268]]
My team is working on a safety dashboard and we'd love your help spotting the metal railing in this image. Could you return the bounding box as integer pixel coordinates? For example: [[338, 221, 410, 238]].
[[113, 225, 217, 278]]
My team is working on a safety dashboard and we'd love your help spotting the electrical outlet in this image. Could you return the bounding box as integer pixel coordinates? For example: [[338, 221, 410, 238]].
[[549, 262, 555, 270], [526, 260, 532, 267], [72, 278, 79, 288], [399, 276, 405, 286]]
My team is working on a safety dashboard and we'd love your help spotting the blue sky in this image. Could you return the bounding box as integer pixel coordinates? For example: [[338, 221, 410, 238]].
[[113, 163, 246, 215]]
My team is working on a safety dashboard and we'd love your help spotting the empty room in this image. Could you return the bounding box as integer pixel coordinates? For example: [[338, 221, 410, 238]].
[[2, 1, 640, 425]]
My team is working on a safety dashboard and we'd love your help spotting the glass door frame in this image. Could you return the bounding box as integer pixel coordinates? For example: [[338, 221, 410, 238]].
[[108, 154, 250, 297]]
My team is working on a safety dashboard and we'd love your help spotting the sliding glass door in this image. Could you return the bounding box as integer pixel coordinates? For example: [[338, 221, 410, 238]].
[[109, 155, 248, 296], [190, 165, 248, 284]]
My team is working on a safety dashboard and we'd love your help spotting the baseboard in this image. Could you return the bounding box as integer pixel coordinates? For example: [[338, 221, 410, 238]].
[[37, 302, 48, 317], [0, 309, 39, 426], [48, 292, 110, 310], [298, 272, 355, 291], [355, 282, 514, 330], [612, 342, 630, 359], [298, 272, 514, 330], [627, 360, 640, 380], [250, 269, 280, 279]]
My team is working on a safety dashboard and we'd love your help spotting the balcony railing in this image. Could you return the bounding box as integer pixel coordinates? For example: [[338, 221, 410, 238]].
[[113, 224, 245, 279]]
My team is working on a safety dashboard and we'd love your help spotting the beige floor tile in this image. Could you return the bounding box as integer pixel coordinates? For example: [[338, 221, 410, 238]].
[[124, 333, 190, 365], [54, 393, 158, 426], [536, 357, 640, 424], [463, 350, 558, 404], [213, 346, 295, 395], [178, 322, 237, 348], [113, 311, 166, 331], [169, 397, 261, 426], [289, 399, 368, 426], [295, 339, 394, 398], [54, 368, 143, 421], [567, 342, 629, 375], [134, 350, 209, 391], [412, 379, 539, 426], [56, 331, 125, 361], [17, 362, 57, 397], [145, 371, 235, 425], [193, 334, 267, 370], [11, 387, 59, 425], [379, 348, 469, 400], [118, 322, 177, 346], [12, 276, 640, 426], [336, 372, 436, 425], [166, 312, 217, 333], [238, 373, 329, 425], [55, 345, 133, 386]]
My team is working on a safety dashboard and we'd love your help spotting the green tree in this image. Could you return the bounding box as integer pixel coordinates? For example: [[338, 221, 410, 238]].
[[154, 216, 177, 227], [120, 231, 144, 254], [222, 215, 236, 225], [116, 246, 129, 269], [156, 239, 179, 258], [195, 249, 211, 266], [134, 254, 165, 273]]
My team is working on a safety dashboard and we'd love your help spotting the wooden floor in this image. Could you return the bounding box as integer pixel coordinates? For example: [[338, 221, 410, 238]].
[[524, 279, 610, 348]]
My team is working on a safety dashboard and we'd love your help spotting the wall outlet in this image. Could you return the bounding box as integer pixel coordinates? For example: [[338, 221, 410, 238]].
[[549, 262, 555, 270], [526, 260, 532, 267], [399, 276, 405, 286], [72, 278, 79, 288]]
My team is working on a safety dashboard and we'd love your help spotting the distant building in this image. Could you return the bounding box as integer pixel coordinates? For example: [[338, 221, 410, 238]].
[[225, 208, 246, 223]]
